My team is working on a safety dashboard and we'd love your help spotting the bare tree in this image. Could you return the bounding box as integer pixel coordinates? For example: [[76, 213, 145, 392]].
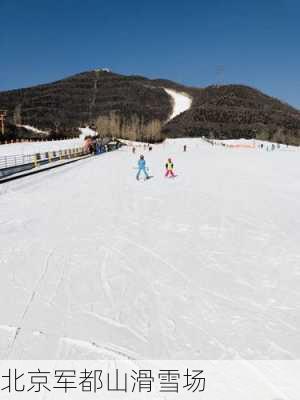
[[96, 112, 122, 139], [96, 112, 162, 142], [144, 119, 162, 142], [13, 104, 22, 125]]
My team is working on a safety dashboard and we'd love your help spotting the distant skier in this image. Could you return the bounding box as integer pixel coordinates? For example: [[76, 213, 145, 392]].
[[132, 146, 136, 154], [136, 155, 149, 180], [165, 158, 175, 177], [183, 144, 187, 152]]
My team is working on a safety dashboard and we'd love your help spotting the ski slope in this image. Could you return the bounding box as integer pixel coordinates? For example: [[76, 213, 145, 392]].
[[16, 124, 49, 135], [0, 139, 299, 360], [0, 138, 84, 157], [0, 127, 95, 158], [79, 126, 97, 139], [164, 88, 192, 120]]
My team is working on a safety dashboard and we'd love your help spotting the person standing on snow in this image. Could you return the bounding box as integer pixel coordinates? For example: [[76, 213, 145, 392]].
[[136, 155, 149, 180], [165, 158, 175, 177]]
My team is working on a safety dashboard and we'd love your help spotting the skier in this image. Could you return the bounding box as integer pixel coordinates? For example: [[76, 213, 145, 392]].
[[183, 144, 187, 152], [136, 155, 149, 180], [165, 158, 175, 177], [132, 146, 136, 154]]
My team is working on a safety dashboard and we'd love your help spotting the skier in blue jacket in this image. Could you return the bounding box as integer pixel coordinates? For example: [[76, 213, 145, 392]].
[[136, 155, 149, 180]]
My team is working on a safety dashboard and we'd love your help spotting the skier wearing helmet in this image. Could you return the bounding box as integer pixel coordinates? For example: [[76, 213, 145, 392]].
[[136, 155, 150, 180], [165, 158, 175, 177]]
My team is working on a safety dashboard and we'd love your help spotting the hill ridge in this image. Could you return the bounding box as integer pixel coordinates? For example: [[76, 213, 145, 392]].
[[0, 70, 300, 145]]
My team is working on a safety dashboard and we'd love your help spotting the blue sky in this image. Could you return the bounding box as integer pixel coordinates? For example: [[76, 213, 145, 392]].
[[1, 0, 300, 108]]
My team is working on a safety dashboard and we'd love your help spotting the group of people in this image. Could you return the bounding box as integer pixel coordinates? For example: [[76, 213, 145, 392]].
[[136, 155, 175, 180], [84, 136, 105, 154], [259, 143, 281, 151], [132, 144, 153, 154]]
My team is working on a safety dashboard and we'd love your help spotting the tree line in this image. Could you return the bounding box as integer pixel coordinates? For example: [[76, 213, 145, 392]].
[[95, 112, 163, 142]]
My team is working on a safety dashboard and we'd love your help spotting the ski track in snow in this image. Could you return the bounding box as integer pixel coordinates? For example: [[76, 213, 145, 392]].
[[164, 88, 192, 120], [0, 138, 299, 360], [16, 124, 49, 135]]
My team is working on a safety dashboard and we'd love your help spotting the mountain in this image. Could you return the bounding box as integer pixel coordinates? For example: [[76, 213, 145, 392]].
[[0, 70, 171, 139], [0, 70, 300, 145], [163, 85, 300, 145]]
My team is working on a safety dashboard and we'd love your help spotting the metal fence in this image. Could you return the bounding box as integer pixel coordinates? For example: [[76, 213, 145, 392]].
[[0, 154, 35, 169], [0, 147, 87, 179]]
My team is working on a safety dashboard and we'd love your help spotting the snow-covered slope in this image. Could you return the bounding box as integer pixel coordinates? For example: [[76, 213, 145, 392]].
[[164, 88, 192, 120], [79, 126, 97, 139], [0, 139, 299, 360], [0, 138, 84, 157], [16, 124, 49, 135], [0, 127, 96, 158]]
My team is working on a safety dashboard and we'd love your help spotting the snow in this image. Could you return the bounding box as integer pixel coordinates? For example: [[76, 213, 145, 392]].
[[0, 138, 299, 360], [79, 126, 97, 139], [119, 139, 150, 147], [16, 124, 49, 135], [0, 138, 84, 158], [0, 127, 97, 158], [164, 88, 192, 120], [214, 138, 299, 150]]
